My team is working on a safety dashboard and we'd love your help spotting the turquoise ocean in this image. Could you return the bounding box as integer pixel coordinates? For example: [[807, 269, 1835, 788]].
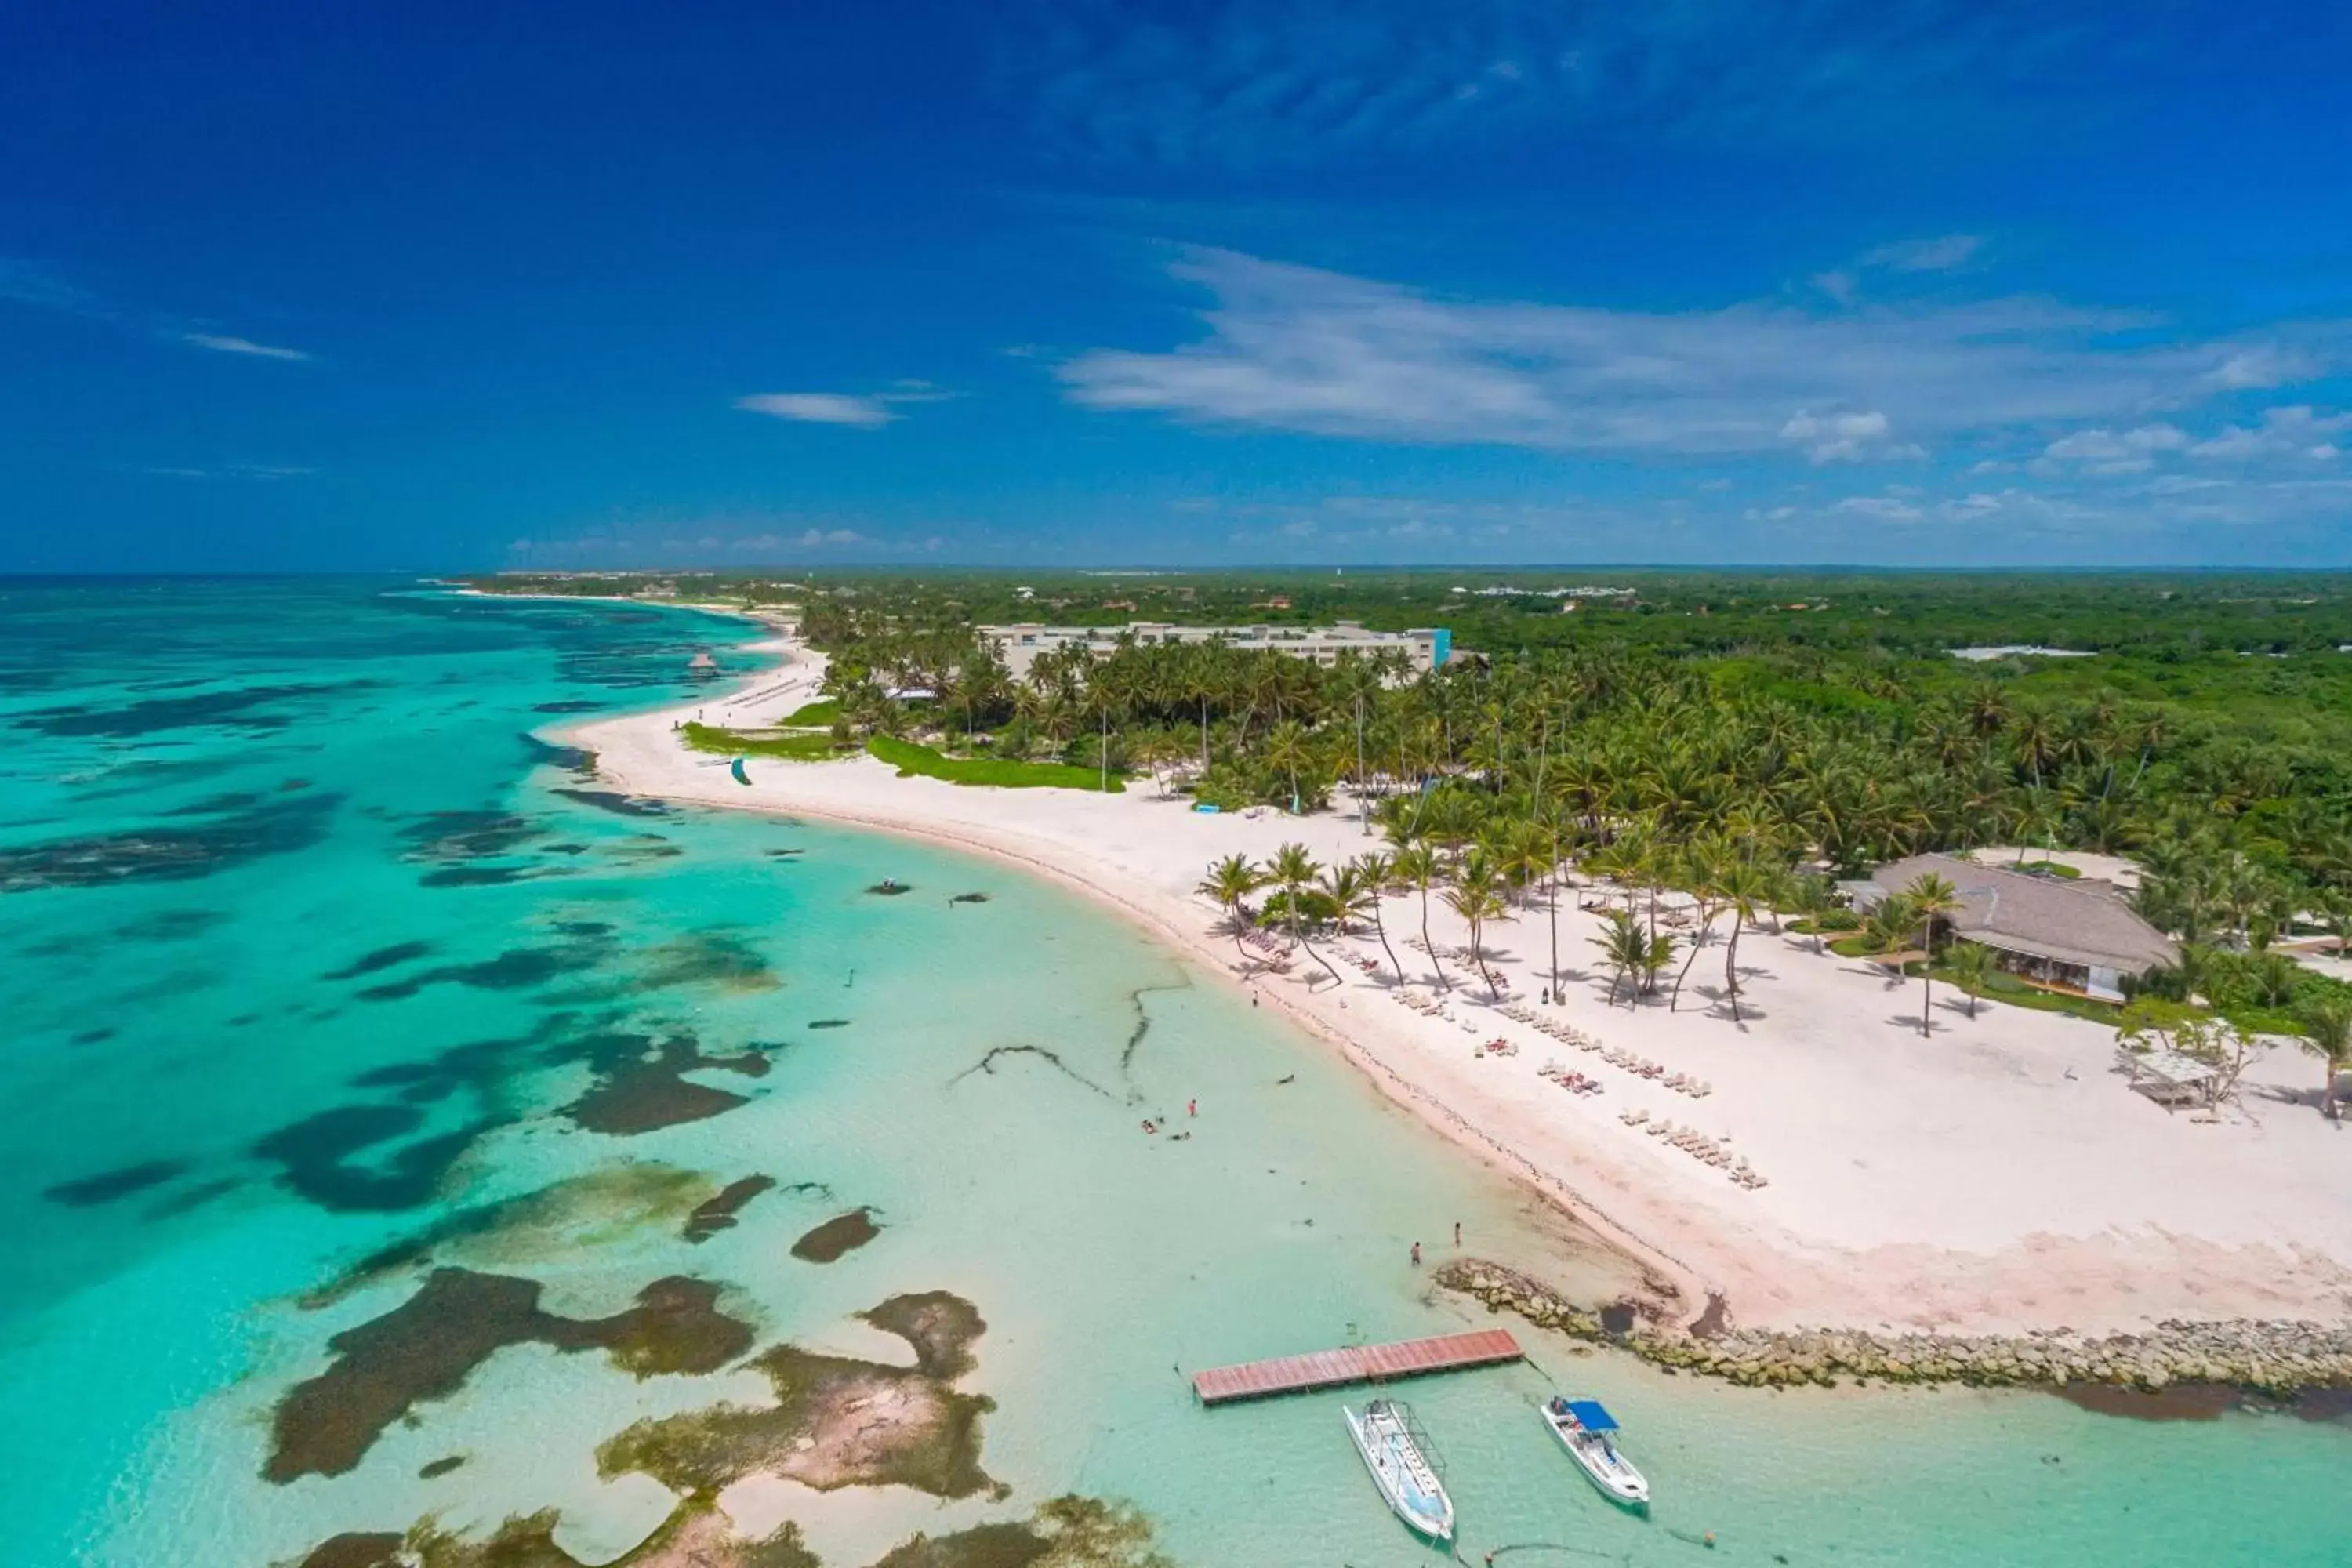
[[0, 578, 2342, 1566]]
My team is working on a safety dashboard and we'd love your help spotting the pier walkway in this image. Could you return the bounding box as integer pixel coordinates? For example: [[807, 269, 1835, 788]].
[[1192, 1327, 1523, 1406]]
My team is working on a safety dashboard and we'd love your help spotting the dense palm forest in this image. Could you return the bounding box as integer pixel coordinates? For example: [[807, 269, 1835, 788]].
[[474, 568, 2352, 1092]]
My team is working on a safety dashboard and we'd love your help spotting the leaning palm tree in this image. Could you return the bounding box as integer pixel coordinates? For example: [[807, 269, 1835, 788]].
[[1268, 840, 1344, 988], [2299, 998, 2351, 1121], [1195, 854, 1264, 968], [1901, 872, 1965, 1037], [1352, 851, 1407, 985], [1389, 842, 1450, 993], [1444, 850, 1512, 997]]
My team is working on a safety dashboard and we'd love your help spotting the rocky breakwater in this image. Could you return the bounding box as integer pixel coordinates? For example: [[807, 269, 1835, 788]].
[[1437, 1260, 2352, 1398]]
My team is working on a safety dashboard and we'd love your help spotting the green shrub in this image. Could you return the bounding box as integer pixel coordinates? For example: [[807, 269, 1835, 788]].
[[866, 736, 1123, 792]]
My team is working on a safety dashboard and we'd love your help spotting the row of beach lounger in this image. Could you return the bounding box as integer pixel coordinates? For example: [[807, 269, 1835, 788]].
[[1620, 1110, 1768, 1189], [1539, 1064, 1604, 1096], [1497, 1005, 1713, 1099]]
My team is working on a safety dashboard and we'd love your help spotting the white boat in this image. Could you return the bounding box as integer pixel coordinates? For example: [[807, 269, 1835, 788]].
[[1343, 1398, 1455, 1542], [1542, 1396, 1650, 1507]]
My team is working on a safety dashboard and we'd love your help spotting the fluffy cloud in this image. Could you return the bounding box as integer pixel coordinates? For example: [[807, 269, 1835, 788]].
[[1780, 409, 1923, 463], [182, 332, 310, 361], [2190, 405, 2348, 461], [2038, 423, 2190, 473], [1062, 249, 2338, 460]]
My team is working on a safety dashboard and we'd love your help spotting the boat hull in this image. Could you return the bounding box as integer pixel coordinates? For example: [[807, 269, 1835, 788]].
[[1345, 1403, 1455, 1542], [1541, 1405, 1650, 1508]]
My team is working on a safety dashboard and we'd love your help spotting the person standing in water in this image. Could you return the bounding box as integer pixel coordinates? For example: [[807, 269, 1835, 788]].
[[1410, 1242, 1421, 1266]]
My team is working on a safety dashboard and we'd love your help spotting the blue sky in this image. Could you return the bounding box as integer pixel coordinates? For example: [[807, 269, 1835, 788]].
[[3, 1, 2349, 571]]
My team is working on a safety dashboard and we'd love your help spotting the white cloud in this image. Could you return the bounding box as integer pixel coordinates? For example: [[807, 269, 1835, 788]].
[[182, 332, 310, 361], [1833, 495, 1924, 522], [2206, 346, 2324, 390], [735, 393, 900, 428], [2190, 405, 2350, 460], [1780, 409, 1923, 463], [1061, 249, 2340, 461], [2039, 423, 2189, 473], [1857, 234, 1984, 273], [735, 385, 956, 428], [139, 462, 314, 480]]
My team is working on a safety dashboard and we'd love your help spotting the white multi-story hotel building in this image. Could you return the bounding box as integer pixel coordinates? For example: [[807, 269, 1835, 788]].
[[977, 621, 1452, 677]]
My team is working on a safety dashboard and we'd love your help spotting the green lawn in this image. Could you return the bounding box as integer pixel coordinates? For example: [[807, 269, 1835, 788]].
[[1824, 936, 2126, 1026], [681, 723, 852, 761], [779, 699, 840, 727], [866, 735, 1124, 792], [1936, 965, 2123, 1025]]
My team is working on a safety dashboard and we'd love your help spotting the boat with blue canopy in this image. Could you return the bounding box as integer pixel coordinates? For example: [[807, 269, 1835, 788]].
[[1541, 1396, 1650, 1507]]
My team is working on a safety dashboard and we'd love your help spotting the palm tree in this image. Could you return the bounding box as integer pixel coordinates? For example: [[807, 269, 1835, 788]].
[[2299, 998, 2350, 1121], [1642, 930, 1678, 999], [1267, 840, 1344, 987], [1262, 720, 1315, 813], [1785, 871, 1842, 955], [1947, 941, 1992, 1019], [1390, 842, 1450, 993], [1444, 850, 1512, 997], [1590, 909, 1646, 1007], [1668, 840, 1727, 1014], [1196, 854, 1264, 968], [1353, 851, 1407, 984], [1715, 858, 1774, 1023], [1900, 872, 1965, 1036]]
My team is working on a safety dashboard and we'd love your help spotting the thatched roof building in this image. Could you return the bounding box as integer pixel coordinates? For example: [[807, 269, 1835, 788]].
[[1846, 853, 2177, 1001]]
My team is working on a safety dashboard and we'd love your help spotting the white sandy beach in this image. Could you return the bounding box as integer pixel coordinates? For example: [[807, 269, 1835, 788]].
[[566, 624, 2352, 1340]]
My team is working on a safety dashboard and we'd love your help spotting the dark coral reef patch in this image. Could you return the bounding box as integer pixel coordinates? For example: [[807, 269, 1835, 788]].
[[291, 1499, 818, 1568], [304, 1163, 717, 1307], [0, 790, 337, 893], [598, 1290, 994, 1499], [870, 1497, 1171, 1568], [267, 1269, 753, 1483], [42, 1157, 187, 1207], [252, 1104, 499, 1214], [685, 1176, 778, 1243], [790, 1209, 880, 1264], [562, 1032, 771, 1135]]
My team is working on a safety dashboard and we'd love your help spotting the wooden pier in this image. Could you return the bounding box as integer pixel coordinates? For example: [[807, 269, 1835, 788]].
[[1192, 1327, 1523, 1406]]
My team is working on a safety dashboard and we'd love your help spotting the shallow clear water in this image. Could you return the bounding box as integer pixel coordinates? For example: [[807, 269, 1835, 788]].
[[0, 579, 2341, 1566]]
